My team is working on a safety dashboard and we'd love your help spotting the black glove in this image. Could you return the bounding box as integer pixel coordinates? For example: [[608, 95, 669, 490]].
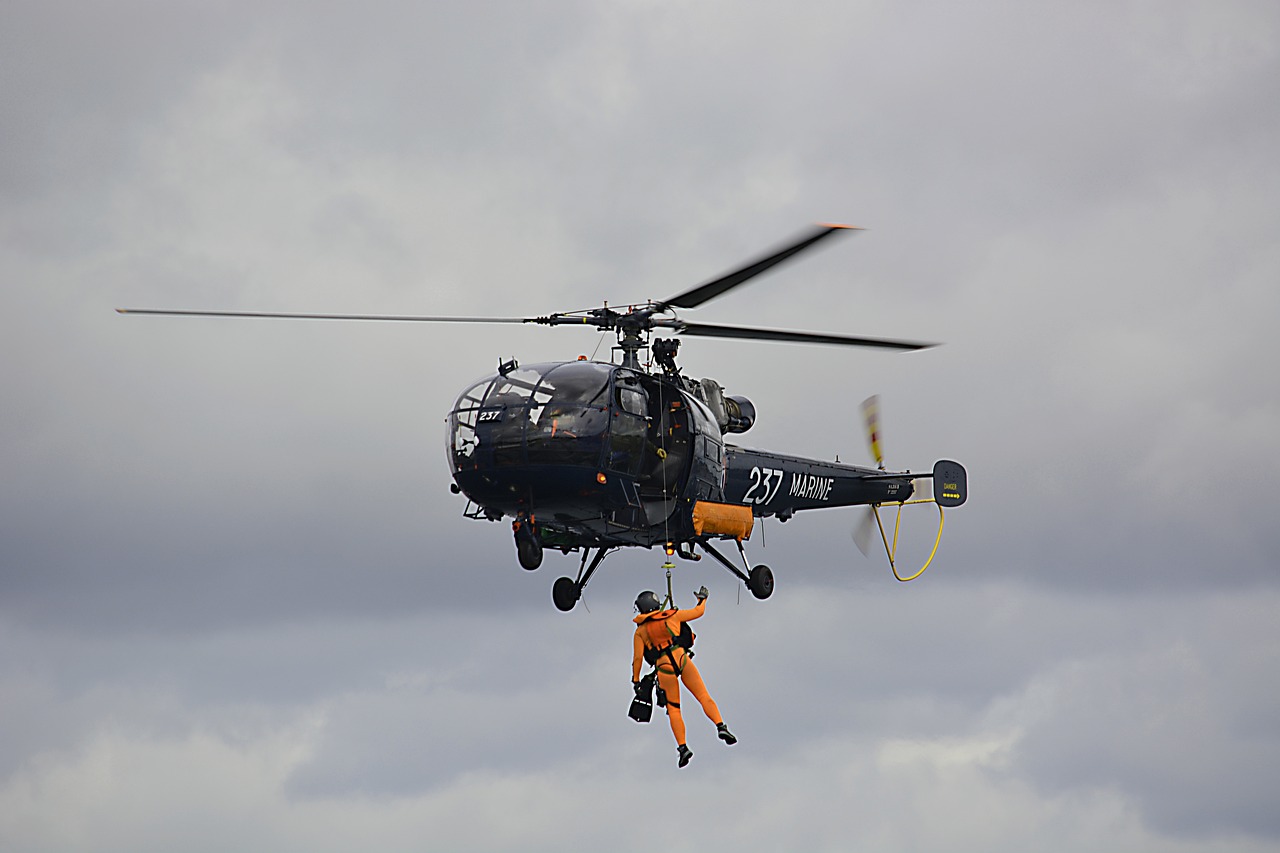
[[633, 681, 645, 698], [695, 585, 709, 601]]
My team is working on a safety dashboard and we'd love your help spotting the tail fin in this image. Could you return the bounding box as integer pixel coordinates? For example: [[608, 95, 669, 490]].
[[932, 460, 967, 507]]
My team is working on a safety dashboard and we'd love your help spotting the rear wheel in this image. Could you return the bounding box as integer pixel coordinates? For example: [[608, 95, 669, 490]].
[[552, 576, 580, 612], [747, 564, 774, 600]]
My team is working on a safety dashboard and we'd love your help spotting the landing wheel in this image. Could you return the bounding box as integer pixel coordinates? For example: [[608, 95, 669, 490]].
[[552, 576, 580, 612], [747, 564, 774, 600], [515, 525, 543, 571]]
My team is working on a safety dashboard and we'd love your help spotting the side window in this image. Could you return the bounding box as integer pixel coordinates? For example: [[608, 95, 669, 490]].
[[618, 387, 647, 417], [609, 386, 648, 476]]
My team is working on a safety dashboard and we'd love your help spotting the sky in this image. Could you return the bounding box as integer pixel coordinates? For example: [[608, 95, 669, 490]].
[[2, 1, 1279, 850]]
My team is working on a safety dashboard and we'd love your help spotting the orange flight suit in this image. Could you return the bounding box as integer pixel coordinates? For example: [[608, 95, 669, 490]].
[[632, 599, 723, 747]]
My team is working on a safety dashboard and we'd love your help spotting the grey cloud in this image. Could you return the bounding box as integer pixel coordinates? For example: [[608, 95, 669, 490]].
[[3, 1, 1280, 849], [994, 590, 1280, 838]]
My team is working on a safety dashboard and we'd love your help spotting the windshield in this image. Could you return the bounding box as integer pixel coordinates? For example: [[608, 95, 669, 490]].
[[525, 362, 611, 465], [449, 361, 614, 470]]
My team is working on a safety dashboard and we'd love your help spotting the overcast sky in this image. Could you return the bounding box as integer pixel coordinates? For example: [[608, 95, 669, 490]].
[[3, 2, 1279, 851]]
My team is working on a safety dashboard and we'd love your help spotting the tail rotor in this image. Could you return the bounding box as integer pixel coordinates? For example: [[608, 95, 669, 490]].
[[850, 394, 964, 580], [861, 395, 884, 470], [852, 395, 883, 558]]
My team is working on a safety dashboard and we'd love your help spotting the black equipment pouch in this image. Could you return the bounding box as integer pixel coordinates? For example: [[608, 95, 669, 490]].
[[628, 673, 654, 723], [678, 622, 695, 656], [655, 684, 667, 708]]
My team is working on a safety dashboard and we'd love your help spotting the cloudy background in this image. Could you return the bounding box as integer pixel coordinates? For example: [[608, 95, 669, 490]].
[[3, 1, 1279, 850]]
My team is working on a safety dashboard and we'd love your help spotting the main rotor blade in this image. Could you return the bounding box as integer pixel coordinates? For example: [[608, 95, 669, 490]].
[[661, 320, 935, 351], [116, 308, 532, 324], [658, 223, 860, 310]]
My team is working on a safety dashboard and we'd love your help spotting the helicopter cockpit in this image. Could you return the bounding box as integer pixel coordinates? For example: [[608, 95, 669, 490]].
[[447, 360, 705, 514], [450, 361, 612, 470]]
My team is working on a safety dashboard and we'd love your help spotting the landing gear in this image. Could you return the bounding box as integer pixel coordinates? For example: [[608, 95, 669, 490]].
[[552, 576, 580, 612], [552, 547, 613, 612], [699, 540, 775, 601], [514, 518, 542, 571], [747, 564, 774, 600]]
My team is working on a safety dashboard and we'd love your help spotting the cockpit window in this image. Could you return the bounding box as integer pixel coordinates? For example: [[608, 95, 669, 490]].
[[448, 362, 615, 471], [483, 366, 544, 410], [618, 387, 647, 417], [536, 362, 609, 411], [526, 362, 611, 465]]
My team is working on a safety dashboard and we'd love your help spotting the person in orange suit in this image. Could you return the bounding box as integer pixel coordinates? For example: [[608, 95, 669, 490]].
[[632, 586, 737, 767]]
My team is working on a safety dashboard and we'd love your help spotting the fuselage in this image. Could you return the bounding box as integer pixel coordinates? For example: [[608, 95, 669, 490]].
[[446, 359, 913, 549]]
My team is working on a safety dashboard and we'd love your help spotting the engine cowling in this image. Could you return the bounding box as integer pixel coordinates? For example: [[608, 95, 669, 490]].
[[691, 377, 756, 434], [724, 395, 755, 433]]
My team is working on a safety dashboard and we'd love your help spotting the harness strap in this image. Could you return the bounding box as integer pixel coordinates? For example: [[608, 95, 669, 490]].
[[641, 614, 689, 675], [650, 617, 687, 675], [649, 641, 685, 675]]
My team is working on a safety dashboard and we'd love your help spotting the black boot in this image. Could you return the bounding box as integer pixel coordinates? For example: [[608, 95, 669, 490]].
[[677, 744, 693, 768], [717, 723, 737, 745]]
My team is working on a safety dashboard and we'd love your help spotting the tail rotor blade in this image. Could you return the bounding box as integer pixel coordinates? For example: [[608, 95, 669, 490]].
[[854, 396, 883, 558], [853, 507, 876, 558], [861, 395, 884, 469]]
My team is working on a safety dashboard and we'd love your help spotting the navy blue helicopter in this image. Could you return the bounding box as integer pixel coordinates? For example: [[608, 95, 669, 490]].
[[120, 224, 966, 611]]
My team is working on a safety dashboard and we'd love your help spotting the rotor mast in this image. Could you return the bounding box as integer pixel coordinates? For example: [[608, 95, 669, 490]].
[[529, 303, 660, 371], [617, 321, 648, 371]]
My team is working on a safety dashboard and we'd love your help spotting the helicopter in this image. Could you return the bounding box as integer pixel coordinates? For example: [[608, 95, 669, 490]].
[[119, 223, 967, 611]]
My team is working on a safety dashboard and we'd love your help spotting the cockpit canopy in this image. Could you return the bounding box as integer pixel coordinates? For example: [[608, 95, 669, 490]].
[[448, 359, 728, 511], [449, 361, 620, 472]]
